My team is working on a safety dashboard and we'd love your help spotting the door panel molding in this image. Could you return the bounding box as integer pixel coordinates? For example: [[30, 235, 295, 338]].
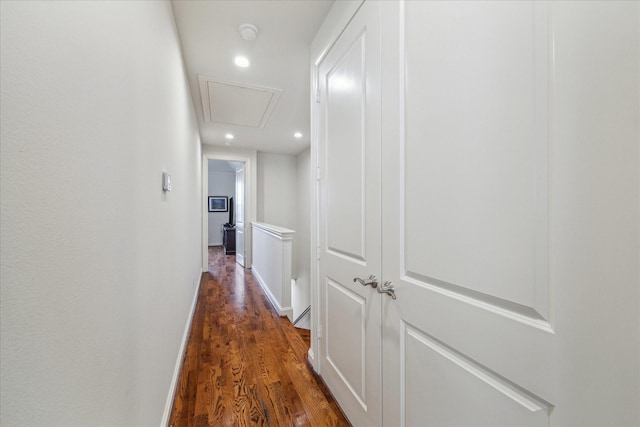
[[326, 277, 368, 408], [399, 0, 551, 326], [401, 321, 553, 427], [401, 273, 553, 332], [325, 32, 368, 264]]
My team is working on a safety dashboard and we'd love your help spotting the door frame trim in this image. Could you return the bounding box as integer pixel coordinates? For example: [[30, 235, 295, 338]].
[[201, 147, 257, 272]]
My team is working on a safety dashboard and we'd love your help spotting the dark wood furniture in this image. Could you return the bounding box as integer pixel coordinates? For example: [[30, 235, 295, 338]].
[[222, 225, 236, 255]]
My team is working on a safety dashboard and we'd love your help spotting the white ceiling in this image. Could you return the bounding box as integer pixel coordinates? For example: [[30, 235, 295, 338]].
[[171, 0, 334, 155]]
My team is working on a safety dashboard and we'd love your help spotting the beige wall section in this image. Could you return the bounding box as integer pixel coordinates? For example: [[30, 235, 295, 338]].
[[293, 148, 312, 322], [0, 2, 202, 425], [257, 152, 298, 229], [253, 150, 312, 322], [256, 151, 307, 315]]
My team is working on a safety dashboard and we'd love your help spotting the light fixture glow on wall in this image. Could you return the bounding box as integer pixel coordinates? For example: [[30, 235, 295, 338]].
[[330, 75, 353, 91], [294, 132, 303, 139], [234, 56, 250, 68], [225, 133, 234, 140]]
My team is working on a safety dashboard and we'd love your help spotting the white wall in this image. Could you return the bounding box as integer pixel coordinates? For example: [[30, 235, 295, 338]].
[[0, 2, 202, 425], [208, 161, 235, 246], [257, 152, 298, 229], [257, 151, 299, 298], [256, 150, 311, 323], [293, 148, 311, 323]]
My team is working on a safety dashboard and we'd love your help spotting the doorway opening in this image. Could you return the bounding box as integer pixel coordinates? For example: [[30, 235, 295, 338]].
[[206, 160, 243, 262], [201, 150, 255, 272]]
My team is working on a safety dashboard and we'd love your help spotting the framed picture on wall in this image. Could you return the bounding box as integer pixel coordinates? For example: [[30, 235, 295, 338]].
[[208, 196, 228, 212]]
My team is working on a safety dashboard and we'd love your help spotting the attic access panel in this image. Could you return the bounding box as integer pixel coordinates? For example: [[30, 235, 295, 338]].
[[198, 75, 283, 128]]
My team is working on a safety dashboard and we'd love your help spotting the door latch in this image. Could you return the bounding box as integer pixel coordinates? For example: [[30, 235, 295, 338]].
[[377, 281, 397, 300], [354, 275, 378, 288]]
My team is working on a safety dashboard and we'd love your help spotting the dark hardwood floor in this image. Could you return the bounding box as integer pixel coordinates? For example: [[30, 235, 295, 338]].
[[169, 247, 349, 427]]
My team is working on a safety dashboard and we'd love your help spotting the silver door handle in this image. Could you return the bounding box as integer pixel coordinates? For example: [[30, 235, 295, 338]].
[[354, 275, 378, 289], [377, 281, 397, 300]]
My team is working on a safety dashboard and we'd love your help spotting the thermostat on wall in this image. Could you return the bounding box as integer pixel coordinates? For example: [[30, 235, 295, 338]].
[[162, 172, 172, 192]]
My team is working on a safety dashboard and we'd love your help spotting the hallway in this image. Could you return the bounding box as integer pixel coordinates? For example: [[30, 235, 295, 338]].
[[169, 247, 349, 426]]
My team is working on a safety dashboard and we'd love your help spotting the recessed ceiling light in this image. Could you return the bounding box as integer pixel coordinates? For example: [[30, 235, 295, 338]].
[[239, 24, 258, 41], [294, 132, 303, 138], [234, 56, 250, 68], [225, 133, 234, 140]]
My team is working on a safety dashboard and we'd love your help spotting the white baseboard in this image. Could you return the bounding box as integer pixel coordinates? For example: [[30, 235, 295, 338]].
[[161, 269, 203, 426], [282, 306, 293, 321], [252, 265, 293, 321], [308, 348, 317, 372]]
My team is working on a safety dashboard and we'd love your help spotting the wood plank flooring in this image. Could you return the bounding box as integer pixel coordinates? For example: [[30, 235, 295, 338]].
[[169, 247, 350, 427]]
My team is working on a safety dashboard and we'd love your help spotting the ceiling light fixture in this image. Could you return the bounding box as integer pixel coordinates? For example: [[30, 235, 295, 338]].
[[225, 133, 234, 140], [239, 24, 258, 41], [294, 132, 303, 138], [234, 55, 250, 68]]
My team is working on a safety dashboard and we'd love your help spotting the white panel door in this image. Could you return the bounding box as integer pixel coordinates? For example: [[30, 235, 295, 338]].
[[235, 165, 245, 267], [380, 1, 639, 426], [317, 1, 382, 426]]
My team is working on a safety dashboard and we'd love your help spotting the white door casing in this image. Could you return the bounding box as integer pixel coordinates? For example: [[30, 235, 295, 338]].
[[202, 148, 256, 271], [236, 165, 245, 267], [317, 1, 382, 426]]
